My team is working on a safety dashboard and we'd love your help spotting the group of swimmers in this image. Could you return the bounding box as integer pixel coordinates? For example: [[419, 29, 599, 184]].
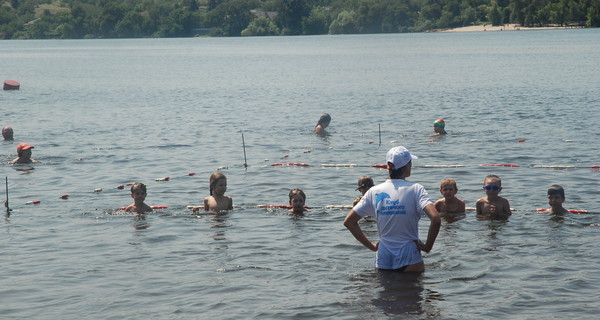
[[2, 126, 38, 165], [5, 117, 572, 273]]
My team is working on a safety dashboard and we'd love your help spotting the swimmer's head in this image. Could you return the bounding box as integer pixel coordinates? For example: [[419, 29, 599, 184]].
[[547, 184, 565, 199], [130, 182, 147, 194], [16, 142, 33, 157], [209, 172, 227, 196], [433, 119, 446, 134], [356, 176, 374, 192], [2, 126, 13, 140], [316, 113, 331, 128], [289, 188, 306, 205]]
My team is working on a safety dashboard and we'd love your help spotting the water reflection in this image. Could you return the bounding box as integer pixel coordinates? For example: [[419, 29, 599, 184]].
[[440, 212, 466, 224], [373, 270, 442, 317], [132, 214, 150, 230], [206, 211, 231, 249], [348, 269, 442, 318]]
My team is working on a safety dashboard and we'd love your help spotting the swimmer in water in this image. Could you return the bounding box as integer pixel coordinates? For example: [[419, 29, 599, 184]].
[[289, 188, 308, 215], [10, 143, 39, 164], [314, 113, 331, 135], [433, 119, 446, 135], [434, 178, 466, 213], [203, 172, 233, 212], [546, 184, 568, 215], [124, 182, 153, 214], [353, 176, 374, 207], [475, 175, 512, 220], [2, 126, 14, 140]]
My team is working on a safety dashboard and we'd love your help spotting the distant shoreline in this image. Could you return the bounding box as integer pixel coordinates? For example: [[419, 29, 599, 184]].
[[439, 23, 585, 32]]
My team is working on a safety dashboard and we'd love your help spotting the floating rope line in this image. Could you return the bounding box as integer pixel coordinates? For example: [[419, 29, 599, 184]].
[[266, 163, 600, 169]]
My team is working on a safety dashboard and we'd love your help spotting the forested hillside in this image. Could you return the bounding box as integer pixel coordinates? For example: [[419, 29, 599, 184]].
[[1, 0, 598, 39]]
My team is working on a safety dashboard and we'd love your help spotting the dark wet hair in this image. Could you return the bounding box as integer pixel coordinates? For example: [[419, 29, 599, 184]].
[[209, 172, 227, 196], [289, 188, 306, 204], [388, 161, 411, 179], [131, 182, 147, 194], [316, 113, 331, 127], [547, 184, 565, 198], [357, 176, 374, 190]]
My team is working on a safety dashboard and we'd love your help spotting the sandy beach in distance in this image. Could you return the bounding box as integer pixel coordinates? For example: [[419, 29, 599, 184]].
[[441, 23, 583, 32]]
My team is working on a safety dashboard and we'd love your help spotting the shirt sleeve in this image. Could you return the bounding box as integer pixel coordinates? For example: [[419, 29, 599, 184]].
[[353, 189, 375, 217], [416, 184, 433, 211]]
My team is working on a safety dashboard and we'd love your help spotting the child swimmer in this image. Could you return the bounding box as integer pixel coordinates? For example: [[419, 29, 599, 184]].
[[289, 188, 308, 215], [433, 119, 447, 135], [203, 172, 233, 212], [546, 184, 568, 215], [124, 182, 153, 214], [475, 175, 512, 220], [434, 178, 465, 213]]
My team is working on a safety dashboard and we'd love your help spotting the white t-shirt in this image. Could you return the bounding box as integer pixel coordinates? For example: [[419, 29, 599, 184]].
[[354, 179, 433, 269]]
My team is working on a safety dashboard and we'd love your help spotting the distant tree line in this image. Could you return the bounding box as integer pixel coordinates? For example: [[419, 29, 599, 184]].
[[0, 0, 598, 39]]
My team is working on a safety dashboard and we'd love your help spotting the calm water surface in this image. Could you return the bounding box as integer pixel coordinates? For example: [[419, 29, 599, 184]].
[[1, 30, 599, 319]]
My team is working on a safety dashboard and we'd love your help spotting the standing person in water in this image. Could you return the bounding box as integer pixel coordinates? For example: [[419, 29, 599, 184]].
[[314, 113, 331, 135], [10, 143, 38, 164], [344, 146, 441, 273], [124, 182, 153, 214], [289, 188, 308, 215], [204, 172, 233, 212], [433, 119, 446, 135]]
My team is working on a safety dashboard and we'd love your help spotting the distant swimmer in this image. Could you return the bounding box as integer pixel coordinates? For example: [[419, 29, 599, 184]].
[[199, 172, 233, 212], [433, 119, 446, 135], [314, 113, 331, 135], [2, 126, 14, 140], [10, 143, 39, 164], [434, 178, 466, 213], [124, 182, 153, 214], [475, 175, 512, 220], [289, 188, 308, 215]]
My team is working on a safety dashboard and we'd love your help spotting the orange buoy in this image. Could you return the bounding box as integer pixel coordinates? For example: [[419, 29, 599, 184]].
[[151, 206, 168, 209], [188, 172, 196, 176], [26, 200, 41, 204], [3, 80, 20, 90], [60, 194, 69, 199], [518, 139, 526, 142], [117, 184, 125, 189]]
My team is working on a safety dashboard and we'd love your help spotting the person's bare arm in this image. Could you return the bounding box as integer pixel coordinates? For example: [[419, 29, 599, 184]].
[[416, 204, 441, 252], [343, 210, 377, 251]]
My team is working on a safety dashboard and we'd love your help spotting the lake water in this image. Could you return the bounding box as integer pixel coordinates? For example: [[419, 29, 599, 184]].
[[1, 29, 599, 319]]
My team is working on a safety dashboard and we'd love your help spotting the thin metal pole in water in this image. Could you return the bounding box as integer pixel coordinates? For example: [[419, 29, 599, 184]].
[[5, 176, 10, 216], [378, 123, 381, 146], [242, 133, 248, 168]]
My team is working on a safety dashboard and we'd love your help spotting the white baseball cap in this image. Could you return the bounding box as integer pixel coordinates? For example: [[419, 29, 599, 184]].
[[386, 146, 418, 169]]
